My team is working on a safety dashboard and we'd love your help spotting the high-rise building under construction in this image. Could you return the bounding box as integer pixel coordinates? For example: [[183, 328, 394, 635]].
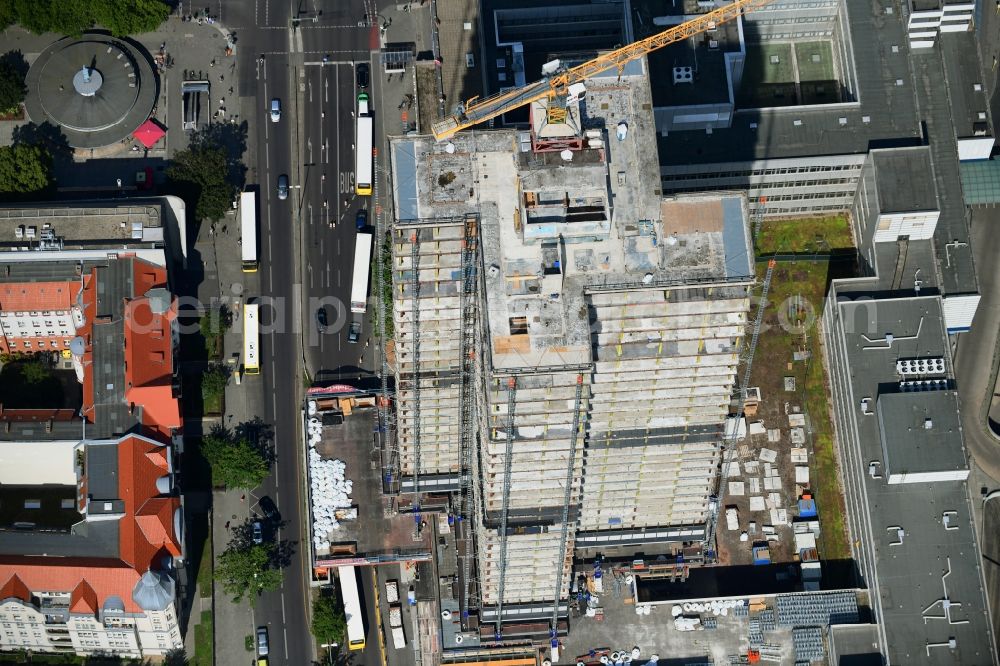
[[386, 66, 754, 633]]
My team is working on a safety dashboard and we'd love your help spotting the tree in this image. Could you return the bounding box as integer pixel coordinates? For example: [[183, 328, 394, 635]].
[[200, 430, 269, 489], [202, 364, 229, 401], [19, 360, 50, 385], [0, 144, 52, 194], [167, 145, 236, 222], [93, 0, 171, 36], [216, 543, 283, 602], [8, 0, 169, 37], [0, 61, 26, 114], [311, 594, 347, 645]]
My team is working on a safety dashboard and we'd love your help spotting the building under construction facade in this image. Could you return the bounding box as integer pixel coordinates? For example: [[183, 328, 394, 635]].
[[387, 64, 755, 635]]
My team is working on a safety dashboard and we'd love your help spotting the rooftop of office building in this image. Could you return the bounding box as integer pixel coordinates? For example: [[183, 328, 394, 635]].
[[656, 0, 919, 166], [0, 202, 165, 253], [828, 292, 994, 663]]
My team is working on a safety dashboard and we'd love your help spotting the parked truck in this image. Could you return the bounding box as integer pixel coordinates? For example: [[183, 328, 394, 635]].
[[385, 580, 399, 604], [391, 625, 406, 649], [388, 604, 402, 628]]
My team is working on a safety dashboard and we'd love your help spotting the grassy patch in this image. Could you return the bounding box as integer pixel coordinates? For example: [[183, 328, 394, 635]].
[[0, 360, 79, 409], [756, 215, 854, 255], [793, 41, 836, 82], [203, 388, 224, 415], [192, 610, 214, 666], [370, 235, 394, 339], [198, 526, 214, 598], [748, 260, 851, 563]]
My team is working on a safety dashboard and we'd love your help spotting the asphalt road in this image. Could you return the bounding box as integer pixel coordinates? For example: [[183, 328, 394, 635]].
[[231, 1, 377, 664]]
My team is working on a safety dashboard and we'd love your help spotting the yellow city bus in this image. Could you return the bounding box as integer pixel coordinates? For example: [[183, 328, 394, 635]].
[[243, 299, 260, 375]]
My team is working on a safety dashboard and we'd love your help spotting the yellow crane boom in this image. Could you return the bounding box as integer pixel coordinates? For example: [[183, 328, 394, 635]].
[[432, 0, 775, 141]]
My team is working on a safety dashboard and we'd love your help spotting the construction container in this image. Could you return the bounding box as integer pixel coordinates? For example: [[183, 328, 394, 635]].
[[752, 544, 771, 566], [798, 498, 817, 518], [385, 580, 399, 604], [389, 604, 403, 628]]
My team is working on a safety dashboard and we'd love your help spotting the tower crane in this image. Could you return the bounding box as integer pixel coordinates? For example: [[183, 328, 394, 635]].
[[431, 0, 776, 141]]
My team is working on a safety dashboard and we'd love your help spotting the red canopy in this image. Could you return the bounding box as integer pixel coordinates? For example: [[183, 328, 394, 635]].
[[133, 119, 166, 148]]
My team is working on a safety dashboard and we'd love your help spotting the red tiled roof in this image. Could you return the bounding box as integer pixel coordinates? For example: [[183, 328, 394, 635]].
[[0, 574, 31, 603], [0, 557, 142, 613], [69, 579, 99, 615], [0, 281, 80, 312], [117, 435, 180, 572], [124, 292, 180, 437]]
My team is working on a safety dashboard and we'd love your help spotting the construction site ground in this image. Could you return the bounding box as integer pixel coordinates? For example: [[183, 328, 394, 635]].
[[715, 216, 854, 576], [311, 406, 432, 559], [559, 588, 798, 666]]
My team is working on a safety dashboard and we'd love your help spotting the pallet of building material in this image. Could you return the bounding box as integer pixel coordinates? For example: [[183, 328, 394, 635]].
[[766, 429, 781, 443], [749, 496, 766, 512], [739, 445, 752, 459], [744, 460, 760, 474], [726, 506, 740, 531], [788, 413, 806, 427], [764, 476, 782, 491], [784, 376, 796, 391], [724, 460, 742, 478], [790, 427, 806, 445], [749, 477, 762, 494], [763, 462, 773, 477], [795, 466, 810, 484], [728, 481, 745, 497], [749, 421, 766, 436], [702, 615, 718, 630], [769, 508, 789, 525], [758, 448, 778, 463], [765, 493, 782, 509], [790, 447, 808, 463]]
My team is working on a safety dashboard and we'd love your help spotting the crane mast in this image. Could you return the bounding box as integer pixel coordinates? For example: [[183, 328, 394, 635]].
[[432, 0, 776, 140]]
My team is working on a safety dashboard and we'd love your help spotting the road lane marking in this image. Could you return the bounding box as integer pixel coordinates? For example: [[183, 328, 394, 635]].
[[283, 627, 290, 659], [282, 594, 288, 622]]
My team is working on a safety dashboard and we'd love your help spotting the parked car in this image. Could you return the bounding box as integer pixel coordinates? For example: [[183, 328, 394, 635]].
[[356, 62, 370, 89], [316, 307, 329, 332], [252, 521, 263, 544], [277, 174, 289, 200], [256, 627, 269, 656], [270, 98, 281, 122], [259, 496, 280, 523], [355, 209, 368, 230], [348, 321, 362, 344]]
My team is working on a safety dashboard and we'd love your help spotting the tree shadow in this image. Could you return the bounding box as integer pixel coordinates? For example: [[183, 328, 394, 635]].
[[235, 416, 276, 465], [0, 49, 29, 79], [273, 538, 297, 568], [190, 120, 249, 189], [11, 120, 74, 170]]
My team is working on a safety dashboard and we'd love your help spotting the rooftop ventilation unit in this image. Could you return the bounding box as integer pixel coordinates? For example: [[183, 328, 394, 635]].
[[673, 66, 693, 85], [896, 357, 945, 375]]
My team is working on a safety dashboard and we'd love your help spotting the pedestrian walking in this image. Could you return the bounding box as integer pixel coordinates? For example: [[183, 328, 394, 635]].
[[240, 494, 246, 502], [225, 521, 231, 529]]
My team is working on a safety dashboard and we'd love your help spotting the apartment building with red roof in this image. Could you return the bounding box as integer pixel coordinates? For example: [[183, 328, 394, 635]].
[[0, 201, 187, 659]]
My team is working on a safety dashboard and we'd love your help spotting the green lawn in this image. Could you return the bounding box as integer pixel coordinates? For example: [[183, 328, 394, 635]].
[[756, 215, 854, 254], [747, 43, 795, 83], [198, 527, 213, 598], [203, 389, 224, 415], [749, 259, 851, 563], [794, 40, 836, 83], [192, 610, 214, 666]]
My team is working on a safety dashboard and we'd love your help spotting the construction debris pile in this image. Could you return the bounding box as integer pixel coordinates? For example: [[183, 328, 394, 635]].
[[308, 416, 356, 550]]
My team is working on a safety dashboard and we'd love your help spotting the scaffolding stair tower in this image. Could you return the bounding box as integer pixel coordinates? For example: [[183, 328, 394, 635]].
[[494, 377, 518, 641], [550, 374, 585, 633], [705, 259, 776, 553], [410, 232, 421, 496], [459, 215, 479, 626], [752, 196, 767, 240]]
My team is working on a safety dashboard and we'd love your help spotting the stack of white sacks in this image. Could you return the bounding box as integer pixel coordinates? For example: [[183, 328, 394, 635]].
[[307, 417, 354, 553]]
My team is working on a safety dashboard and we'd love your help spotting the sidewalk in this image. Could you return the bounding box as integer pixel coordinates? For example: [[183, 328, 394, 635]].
[[208, 200, 266, 666]]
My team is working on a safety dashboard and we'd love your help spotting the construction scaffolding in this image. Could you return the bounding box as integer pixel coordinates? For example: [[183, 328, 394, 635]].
[[551, 374, 585, 631], [494, 377, 518, 640], [459, 214, 480, 625]]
